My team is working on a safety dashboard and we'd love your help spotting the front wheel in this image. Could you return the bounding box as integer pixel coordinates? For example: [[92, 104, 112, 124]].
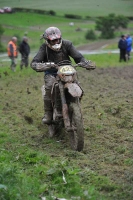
[[48, 124, 56, 138], [69, 102, 84, 151], [48, 119, 64, 138]]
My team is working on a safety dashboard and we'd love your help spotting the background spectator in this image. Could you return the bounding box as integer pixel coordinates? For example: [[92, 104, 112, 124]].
[[7, 36, 18, 72], [126, 34, 132, 60], [118, 35, 127, 62], [19, 36, 30, 70]]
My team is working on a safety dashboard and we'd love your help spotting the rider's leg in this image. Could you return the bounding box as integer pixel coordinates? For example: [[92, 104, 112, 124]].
[[42, 97, 53, 124], [42, 74, 56, 124], [24, 56, 29, 68], [10, 57, 16, 72], [20, 55, 24, 70]]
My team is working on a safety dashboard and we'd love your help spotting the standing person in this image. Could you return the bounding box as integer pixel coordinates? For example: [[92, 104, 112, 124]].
[[19, 36, 30, 70], [30, 27, 95, 124], [118, 35, 127, 62], [126, 34, 132, 60], [7, 36, 18, 72]]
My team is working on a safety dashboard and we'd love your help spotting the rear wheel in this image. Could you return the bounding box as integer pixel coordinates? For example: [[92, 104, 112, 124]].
[[69, 102, 84, 151]]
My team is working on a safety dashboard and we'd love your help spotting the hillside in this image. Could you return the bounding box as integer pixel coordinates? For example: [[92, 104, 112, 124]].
[[0, 0, 133, 17]]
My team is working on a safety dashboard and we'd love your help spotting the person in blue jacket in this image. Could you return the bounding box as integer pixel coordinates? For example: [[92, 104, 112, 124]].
[[126, 34, 132, 60]]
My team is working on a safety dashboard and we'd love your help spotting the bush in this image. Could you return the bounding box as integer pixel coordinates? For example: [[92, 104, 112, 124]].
[[85, 16, 91, 20], [64, 14, 82, 19], [0, 24, 5, 52], [95, 13, 129, 39], [13, 7, 56, 16], [85, 29, 97, 40], [48, 10, 56, 16], [0, 43, 5, 52]]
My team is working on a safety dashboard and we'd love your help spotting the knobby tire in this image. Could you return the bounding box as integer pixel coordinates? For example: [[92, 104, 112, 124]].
[[69, 102, 84, 151]]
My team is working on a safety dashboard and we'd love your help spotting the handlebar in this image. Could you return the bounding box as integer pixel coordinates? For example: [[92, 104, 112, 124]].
[[77, 62, 96, 70], [31, 61, 96, 72]]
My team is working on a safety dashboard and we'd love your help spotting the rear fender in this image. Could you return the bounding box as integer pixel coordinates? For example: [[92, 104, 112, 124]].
[[64, 83, 83, 97]]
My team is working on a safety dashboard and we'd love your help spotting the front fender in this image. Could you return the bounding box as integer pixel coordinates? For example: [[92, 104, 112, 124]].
[[64, 83, 83, 97]]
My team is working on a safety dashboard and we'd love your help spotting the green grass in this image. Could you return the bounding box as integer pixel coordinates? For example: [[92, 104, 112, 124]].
[[0, 0, 133, 17], [1, 12, 96, 50], [1, 12, 133, 52], [85, 53, 132, 68], [0, 53, 132, 69]]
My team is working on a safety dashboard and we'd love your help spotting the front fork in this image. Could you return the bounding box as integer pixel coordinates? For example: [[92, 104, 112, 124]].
[[58, 81, 71, 130]]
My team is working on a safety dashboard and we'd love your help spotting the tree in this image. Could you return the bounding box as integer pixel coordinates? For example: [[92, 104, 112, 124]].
[[95, 13, 129, 39]]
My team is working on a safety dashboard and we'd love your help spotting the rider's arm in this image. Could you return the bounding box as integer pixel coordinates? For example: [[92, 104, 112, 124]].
[[30, 44, 47, 71], [63, 40, 86, 64], [63, 40, 95, 69]]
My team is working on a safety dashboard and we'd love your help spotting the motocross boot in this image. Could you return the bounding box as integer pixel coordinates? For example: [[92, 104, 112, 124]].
[[42, 100, 53, 124]]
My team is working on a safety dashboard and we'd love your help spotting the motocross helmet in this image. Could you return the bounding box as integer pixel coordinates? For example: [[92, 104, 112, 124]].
[[42, 27, 62, 51]]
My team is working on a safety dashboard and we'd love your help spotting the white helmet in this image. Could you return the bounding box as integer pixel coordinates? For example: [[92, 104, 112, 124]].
[[42, 27, 62, 51]]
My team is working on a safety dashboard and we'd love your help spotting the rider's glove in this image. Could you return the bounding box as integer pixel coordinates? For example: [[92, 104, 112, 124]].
[[31, 62, 58, 72], [79, 60, 96, 70]]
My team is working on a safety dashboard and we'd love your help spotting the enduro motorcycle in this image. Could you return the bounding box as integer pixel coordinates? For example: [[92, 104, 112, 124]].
[[38, 60, 95, 151]]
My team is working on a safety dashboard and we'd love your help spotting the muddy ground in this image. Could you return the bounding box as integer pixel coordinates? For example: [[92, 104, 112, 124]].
[[77, 64, 133, 199], [37, 62, 133, 199], [35, 63, 133, 199]]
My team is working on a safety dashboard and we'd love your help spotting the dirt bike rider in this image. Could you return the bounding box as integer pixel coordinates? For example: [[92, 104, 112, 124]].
[[30, 26, 95, 124]]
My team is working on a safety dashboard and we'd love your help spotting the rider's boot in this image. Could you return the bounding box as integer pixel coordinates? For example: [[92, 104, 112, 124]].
[[42, 100, 53, 124]]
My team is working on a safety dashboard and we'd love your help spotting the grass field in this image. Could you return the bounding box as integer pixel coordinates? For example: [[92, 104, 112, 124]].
[[0, 0, 133, 17], [0, 12, 97, 50], [1, 12, 133, 53]]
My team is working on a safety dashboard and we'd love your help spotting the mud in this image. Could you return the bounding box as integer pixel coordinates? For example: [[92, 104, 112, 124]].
[[78, 65, 133, 199]]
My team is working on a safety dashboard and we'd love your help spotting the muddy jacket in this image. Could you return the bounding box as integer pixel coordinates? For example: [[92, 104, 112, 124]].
[[30, 39, 86, 75], [7, 40, 18, 57]]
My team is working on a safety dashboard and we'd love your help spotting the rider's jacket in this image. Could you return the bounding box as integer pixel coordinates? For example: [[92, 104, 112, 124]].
[[7, 41, 18, 57], [30, 39, 86, 75]]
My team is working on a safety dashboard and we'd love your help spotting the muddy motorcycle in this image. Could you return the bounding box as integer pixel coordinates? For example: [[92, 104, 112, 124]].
[[39, 60, 95, 151]]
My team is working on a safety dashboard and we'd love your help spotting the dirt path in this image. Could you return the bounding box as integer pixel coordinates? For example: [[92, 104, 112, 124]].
[[77, 38, 118, 51]]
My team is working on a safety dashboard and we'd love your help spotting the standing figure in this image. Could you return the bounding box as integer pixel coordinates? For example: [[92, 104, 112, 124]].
[[118, 35, 127, 62], [19, 36, 30, 69], [30, 27, 95, 124], [7, 36, 18, 72], [126, 34, 132, 60]]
